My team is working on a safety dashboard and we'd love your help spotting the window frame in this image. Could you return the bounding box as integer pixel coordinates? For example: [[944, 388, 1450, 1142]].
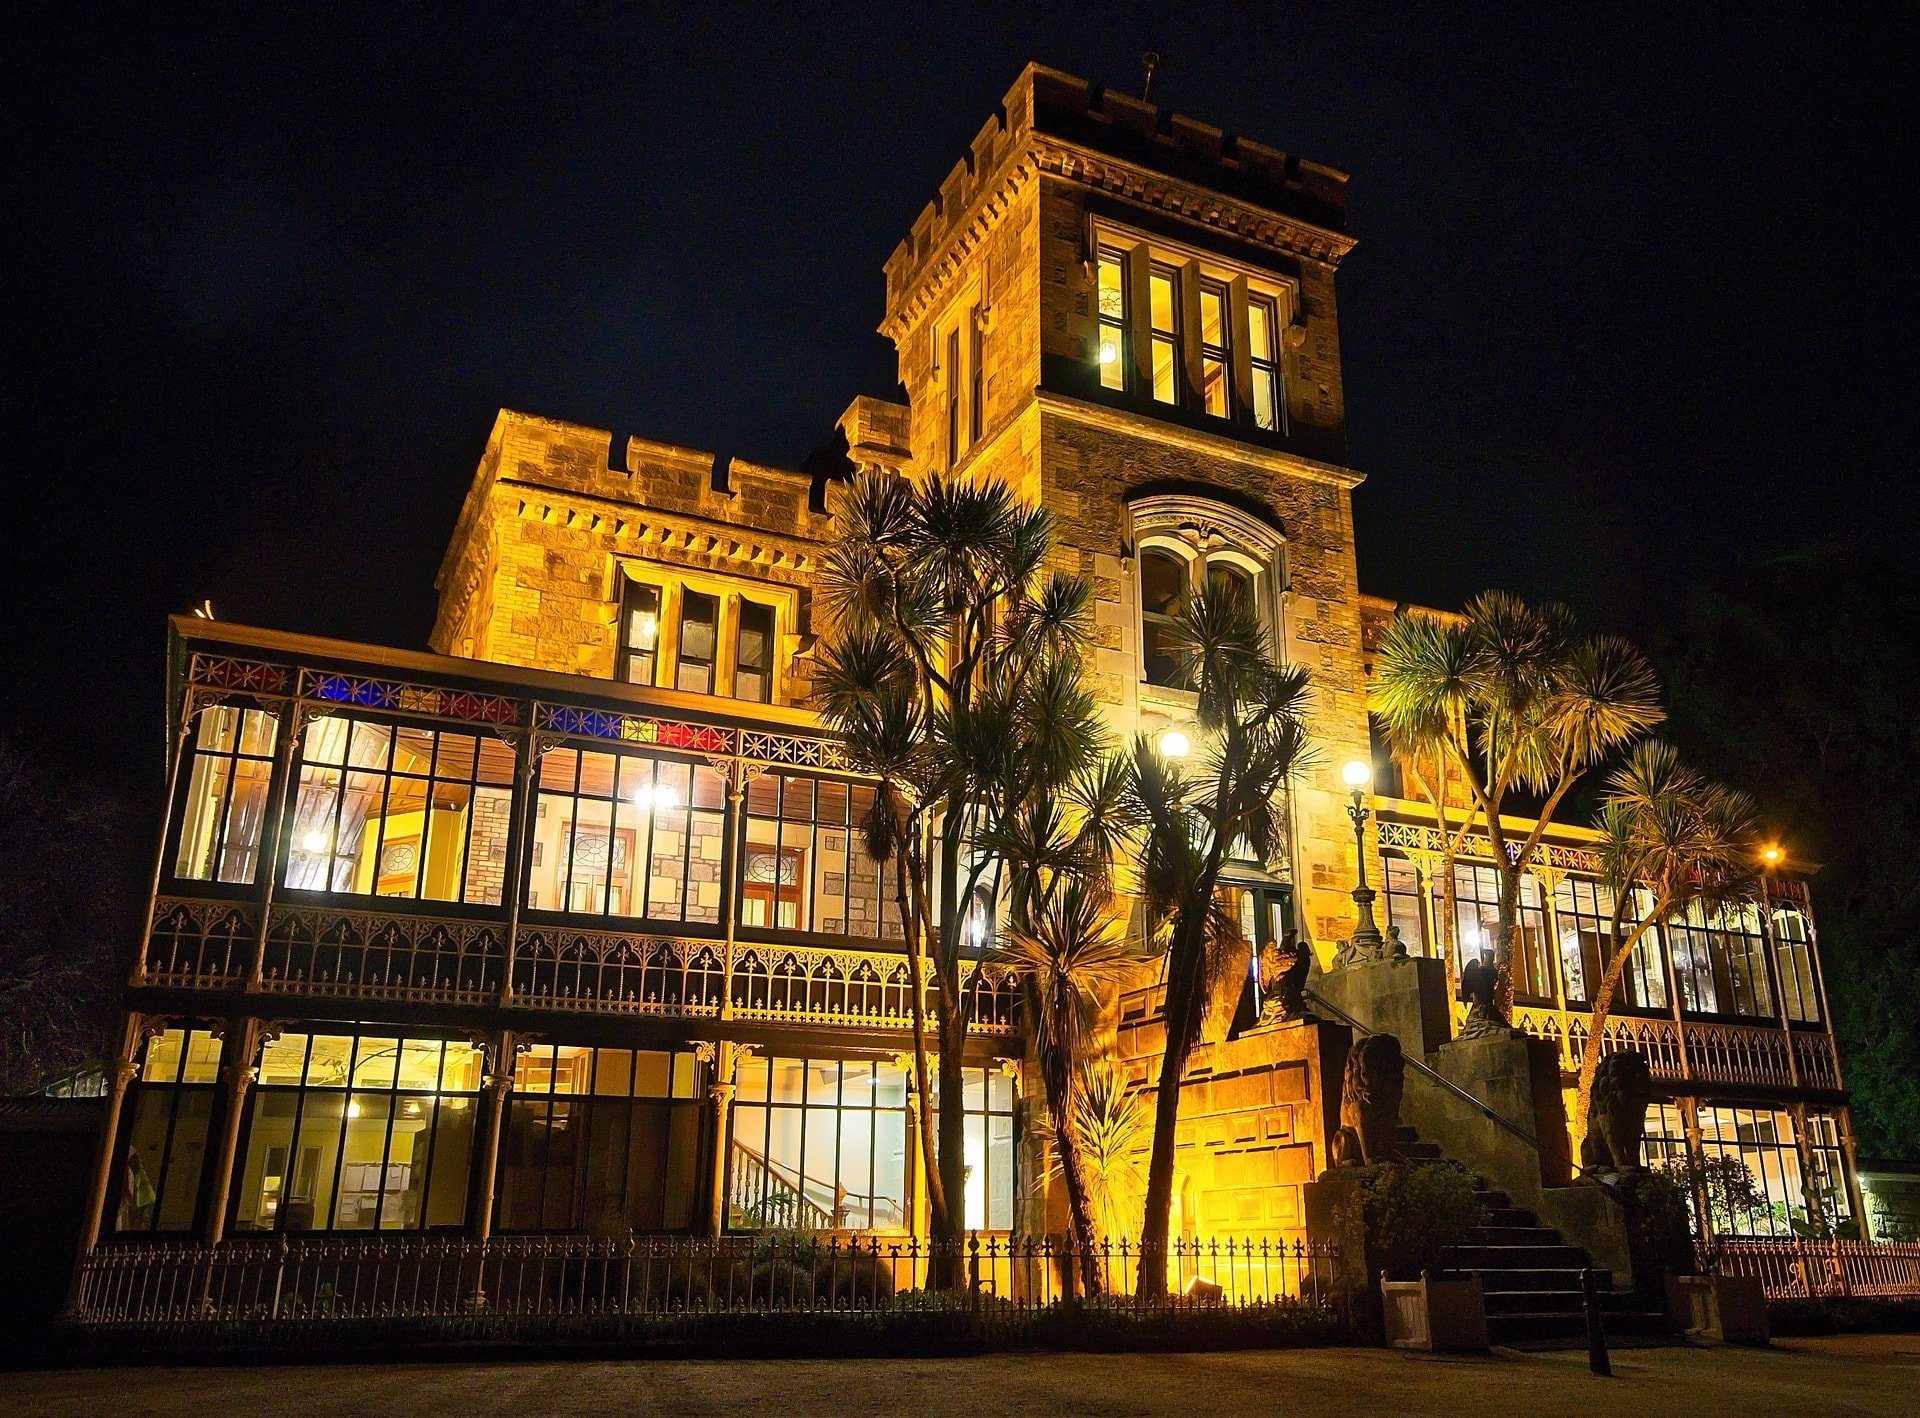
[[617, 578, 664, 687], [169, 704, 281, 888], [736, 770, 903, 946]]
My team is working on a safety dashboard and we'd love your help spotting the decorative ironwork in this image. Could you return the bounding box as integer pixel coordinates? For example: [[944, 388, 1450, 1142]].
[[513, 930, 725, 1016], [70, 1232, 1344, 1330], [187, 655, 291, 695], [1375, 819, 1601, 875], [533, 703, 731, 753], [299, 670, 521, 726], [257, 905, 505, 1004], [1795, 1031, 1840, 1091], [1704, 1236, 1920, 1300], [142, 898, 258, 987], [738, 728, 853, 772]]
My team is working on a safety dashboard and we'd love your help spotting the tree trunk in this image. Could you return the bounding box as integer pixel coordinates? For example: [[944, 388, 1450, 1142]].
[[1573, 915, 1657, 1137], [895, 839, 948, 1247], [934, 1001, 968, 1288], [1045, 1050, 1103, 1297], [1493, 849, 1523, 1020], [1136, 934, 1203, 1300]]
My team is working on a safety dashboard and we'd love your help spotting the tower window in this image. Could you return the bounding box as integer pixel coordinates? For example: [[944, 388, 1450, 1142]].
[[675, 590, 719, 694], [1096, 248, 1128, 391], [1249, 295, 1285, 433], [1140, 547, 1189, 687], [1148, 265, 1181, 406], [1199, 279, 1231, 417], [619, 581, 662, 686], [735, 599, 775, 704], [969, 311, 985, 444], [944, 325, 962, 468]]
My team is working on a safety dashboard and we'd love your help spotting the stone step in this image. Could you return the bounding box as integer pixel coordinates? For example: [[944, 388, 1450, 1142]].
[[1471, 1266, 1613, 1294], [1481, 1288, 1647, 1316], [1474, 1190, 1513, 1210], [1487, 1308, 1673, 1347], [1468, 1225, 1564, 1247], [1395, 1125, 1421, 1143], [1449, 1243, 1592, 1271], [1397, 1141, 1445, 1161], [1479, 1206, 1539, 1229]]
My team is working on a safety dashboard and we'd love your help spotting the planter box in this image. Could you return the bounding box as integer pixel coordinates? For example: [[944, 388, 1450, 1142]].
[[1382, 1272, 1489, 1352], [1666, 1272, 1770, 1345]]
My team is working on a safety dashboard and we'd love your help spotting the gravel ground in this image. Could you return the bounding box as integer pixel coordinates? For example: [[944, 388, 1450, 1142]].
[[4, 1336, 1916, 1417]]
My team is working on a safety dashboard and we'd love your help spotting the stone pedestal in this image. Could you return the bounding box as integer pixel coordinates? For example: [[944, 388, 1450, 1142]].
[[1311, 955, 1452, 1059], [1302, 1169, 1379, 1339]]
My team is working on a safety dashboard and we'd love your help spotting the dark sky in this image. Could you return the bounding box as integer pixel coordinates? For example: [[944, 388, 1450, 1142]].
[[4, 3, 1913, 814]]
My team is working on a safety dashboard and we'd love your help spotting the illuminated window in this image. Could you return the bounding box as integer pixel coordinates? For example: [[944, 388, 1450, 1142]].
[[618, 581, 662, 686], [1139, 547, 1190, 688], [1668, 901, 1774, 1018], [969, 310, 985, 444], [953, 1067, 1016, 1231], [526, 748, 726, 924], [232, 1031, 482, 1234], [1771, 903, 1820, 1023], [675, 590, 719, 694], [1382, 855, 1428, 957], [500, 1044, 702, 1233], [1198, 278, 1231, 417], [113, 1028, 223, 1234], [1440, 863, 1553, 1004], [1248, 294, 1285, 432], [282, 716, 515, 905], [173, 706, 278, 884], [735, 599, 775, 704], [731, 1056, 910, 1230], [739, 773, 902, 941], [1554, 876, 1667, 1010], [1096, 247, 1128, 391], [1148, 263, 1181, 405]]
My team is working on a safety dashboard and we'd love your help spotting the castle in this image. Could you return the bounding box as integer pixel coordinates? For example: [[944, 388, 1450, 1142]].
[[75, 65, 1859, 1325]]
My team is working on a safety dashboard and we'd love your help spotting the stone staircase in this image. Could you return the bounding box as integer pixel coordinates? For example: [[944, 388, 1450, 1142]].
[[1393, 1126, 1670, 1348]]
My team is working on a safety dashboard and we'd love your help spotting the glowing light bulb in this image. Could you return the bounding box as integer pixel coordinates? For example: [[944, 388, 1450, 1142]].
[[1762, 845, 1783, 865], [301, 829, 328, 852], [634, 612, 658, 648], [1157, 729, 1190, 760], [1341, 760, 1372, 789], [1098, 339, 1119, 365], [347, 1101, 361, 1119], [632, 782, 679, 813]]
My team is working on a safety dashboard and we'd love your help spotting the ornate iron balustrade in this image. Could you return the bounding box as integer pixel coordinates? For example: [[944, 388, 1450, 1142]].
[[70, 1232, 1342, 1329], [1515, 1006, 1829, 1092], [1703, 1236, 1920, 1300], [142, 898, 1020, 1038], [145, 898, 258, 989], [514, 930, 725, 1016], [260, 905, 506, 1005]]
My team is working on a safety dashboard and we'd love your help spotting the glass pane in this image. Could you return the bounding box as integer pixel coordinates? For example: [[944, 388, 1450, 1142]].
[[352, 1037, 401, 1090], [235, 1091, 299, 1232], [1202, 355, 1228, 415], [1149, 270, 1176, 333], [1141, 550, 1187, 616], [1200, 285, 1226, 348], [1253, 370, 1277, 431], [551, 1046, 594, 1095], [440, 1043, 484, 1093], [304, 1035, 355, 1088], [1097, 254, 1125, 318], [118, 1090, 172, 1230], [632, 1050, 672, 1098], [142, 1029, 185, 1084], [257, 1034, 310, 1086], [336, 1094, 395, 1230], [424, 1094, 475, 1227], [592, 1049, 635, 1098], [181, 1030, 223, 1084], [290, 1092, 346, 1231], [383, 1094, 437, 1229], [1151, 335, 1177, 403], [395, 1039, 444, 1092], [680, 592, 717, 662], [1248, 297, 1273, 359]]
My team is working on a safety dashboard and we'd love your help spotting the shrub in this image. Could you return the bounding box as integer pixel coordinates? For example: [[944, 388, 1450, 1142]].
[[1353, 1161, 1484, 1280], [1611, 1168, 1694, 1292]]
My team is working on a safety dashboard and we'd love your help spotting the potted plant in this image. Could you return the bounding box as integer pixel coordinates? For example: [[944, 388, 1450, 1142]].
[[1359, 1161, 1489, 1351]]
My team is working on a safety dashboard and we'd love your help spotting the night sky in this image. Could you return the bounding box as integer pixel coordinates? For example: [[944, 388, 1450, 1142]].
[[5, 4, 1913, 819]]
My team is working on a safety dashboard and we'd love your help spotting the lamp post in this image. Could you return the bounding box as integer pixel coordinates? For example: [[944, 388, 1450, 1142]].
[[1342, 759, 1386, 955]]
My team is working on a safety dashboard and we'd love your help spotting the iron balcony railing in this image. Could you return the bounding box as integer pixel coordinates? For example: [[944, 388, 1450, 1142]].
[[139, 895, 1020, 1036], [70, 1232, 1342, 1329]]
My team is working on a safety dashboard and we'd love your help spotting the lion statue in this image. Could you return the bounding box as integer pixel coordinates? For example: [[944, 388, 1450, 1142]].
[[1455, 957, 1515, 1041], [1580, 1050, 1655, 1175], [1331, 1032, 1406, 1167]]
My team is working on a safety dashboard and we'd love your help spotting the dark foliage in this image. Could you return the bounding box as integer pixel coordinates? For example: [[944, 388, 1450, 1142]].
[[1611, 1169, 1695, 1294], [1351, 1160, 1485, 1281], [0, 733, 140, 1092], [1659, 552, 1920, 1159]]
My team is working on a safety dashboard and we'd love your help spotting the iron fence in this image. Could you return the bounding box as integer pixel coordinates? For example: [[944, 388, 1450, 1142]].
[[72, 1232, 1340, 1329], [1701, 1236, 1920, 1299]]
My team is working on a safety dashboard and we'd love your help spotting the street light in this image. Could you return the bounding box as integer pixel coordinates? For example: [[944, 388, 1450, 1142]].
[[1157, 729, 1191, 760], [1761, 845, 1783, 866], [1341, 759, 1385, 954]]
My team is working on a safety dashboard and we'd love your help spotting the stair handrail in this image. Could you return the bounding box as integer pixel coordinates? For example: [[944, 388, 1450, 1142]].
[[1304, 983, 1604, 1191]]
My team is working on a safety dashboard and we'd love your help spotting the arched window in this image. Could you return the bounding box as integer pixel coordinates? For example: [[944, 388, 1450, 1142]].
[[1206, 559, 1256, 613], [1139, 547, 1190, 687]]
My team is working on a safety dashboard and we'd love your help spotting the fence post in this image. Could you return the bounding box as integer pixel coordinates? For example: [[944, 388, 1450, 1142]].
[[969, 1233, 981, 1321]]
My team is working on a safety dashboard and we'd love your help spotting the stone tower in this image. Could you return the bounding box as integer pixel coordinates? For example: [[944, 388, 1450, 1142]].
[[869, 64, 1372, 960]]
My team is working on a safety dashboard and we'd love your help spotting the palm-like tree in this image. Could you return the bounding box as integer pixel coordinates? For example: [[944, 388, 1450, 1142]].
[[990, 870, 1141, 1295], [1373, 592, 1664, 1017], [814, 469, 1100, 1283], [1129, 585, 1312, 1297], [1576, 741, 1757, 1130]]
